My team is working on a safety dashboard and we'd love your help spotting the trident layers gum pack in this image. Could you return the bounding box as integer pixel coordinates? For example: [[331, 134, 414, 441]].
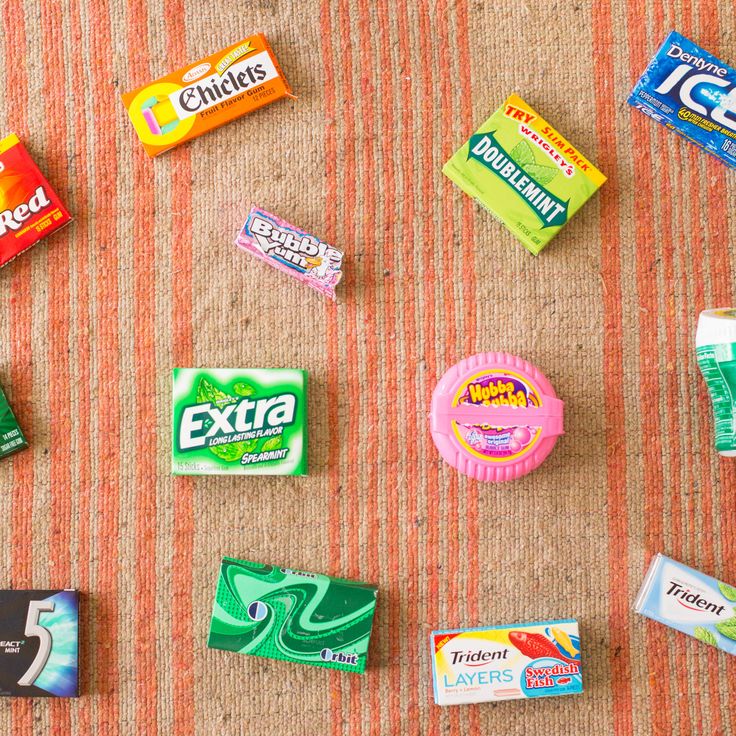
[[122, 34, 293, 156], [635, 554, 736, 655], [629, 31, 736, 168], [0, 134, 71, 267], [171, 368, 306, 475], [443, 95, 606, 255], [208, 557, 377, 673], [431, 620, 583, 705]]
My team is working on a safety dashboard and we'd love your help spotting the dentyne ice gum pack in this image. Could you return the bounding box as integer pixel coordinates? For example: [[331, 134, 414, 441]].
[[207, 557, 377, 673], [629, 31, 736, 168], [635, 554, 736, 655], [0, 134, 71, 267], [122, 34, 293, 156], [431, 619, 582, 705], [236, 207, 343, 300], [443, 94, 606, 255], [0, 589, 79, 697], [0, 382, 27, 459], [430, 352, 564, 481], [171, 368, 307, 476]]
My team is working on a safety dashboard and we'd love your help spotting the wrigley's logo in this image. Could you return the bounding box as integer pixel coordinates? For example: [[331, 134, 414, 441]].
[[0, 186, 51, 237], [468, 132, 568, 228], [179, 393, 296, 451], [666, 580, 728, 616]]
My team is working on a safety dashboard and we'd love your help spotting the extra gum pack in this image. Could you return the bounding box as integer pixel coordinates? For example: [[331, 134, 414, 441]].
[[122, 34, 293, 156], [0, 134, 71, 267]]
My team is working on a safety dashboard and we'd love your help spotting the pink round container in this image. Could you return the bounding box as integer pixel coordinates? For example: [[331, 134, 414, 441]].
[[429, 352, 564, 482]]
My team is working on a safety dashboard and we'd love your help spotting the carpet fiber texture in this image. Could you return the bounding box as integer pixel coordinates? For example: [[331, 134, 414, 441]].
[[0, 0, 735, 734]]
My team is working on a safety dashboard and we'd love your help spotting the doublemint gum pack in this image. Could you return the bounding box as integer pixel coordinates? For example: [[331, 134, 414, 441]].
[[443, 94, 606, 255], [635, 554, 736, 655], [629, 31, 736, 168], [208, 557, 378, 673], [171, 368, 306, 475], [0, 383, 27, 459]]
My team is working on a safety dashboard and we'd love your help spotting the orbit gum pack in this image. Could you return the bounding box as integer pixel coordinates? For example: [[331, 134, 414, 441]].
[[171, 368, 307, 475], [443, 94, 606, 255], [0, 134, 71, 267], [629, 31, 736, 168], [208, 557, 377, 673], [431, 620, 582, 705], [121, 34, 293, 156]]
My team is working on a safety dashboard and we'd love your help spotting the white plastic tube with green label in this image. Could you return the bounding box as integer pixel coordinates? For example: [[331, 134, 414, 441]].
[[696, 309, 736, 457]]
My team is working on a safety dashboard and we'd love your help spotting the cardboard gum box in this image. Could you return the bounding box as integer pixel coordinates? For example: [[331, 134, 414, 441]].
[[121, 33, 294, 156], [0, 134, 71, 267]]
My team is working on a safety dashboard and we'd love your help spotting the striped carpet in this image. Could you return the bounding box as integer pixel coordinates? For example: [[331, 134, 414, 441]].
[[0, 0, 734, 733]]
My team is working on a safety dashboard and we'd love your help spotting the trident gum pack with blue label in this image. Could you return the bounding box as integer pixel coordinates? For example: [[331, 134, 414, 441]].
[[635, 554, 736, 655], [629, 31, 736, 168]]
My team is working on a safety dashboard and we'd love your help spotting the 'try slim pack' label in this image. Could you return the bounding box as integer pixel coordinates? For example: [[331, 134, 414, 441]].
[[431, 619, 583, 705], [629, 31, 736, 168]]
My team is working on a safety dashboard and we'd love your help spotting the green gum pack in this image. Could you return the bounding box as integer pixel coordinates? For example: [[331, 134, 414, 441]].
[[171, 368, 306, 475], [443, 94, 606, 255], [0, 384, 27, 459], [208, 557, 378, 673]]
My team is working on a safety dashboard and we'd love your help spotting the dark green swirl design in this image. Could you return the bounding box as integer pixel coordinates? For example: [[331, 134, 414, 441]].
[[208, 558, 377, 673]]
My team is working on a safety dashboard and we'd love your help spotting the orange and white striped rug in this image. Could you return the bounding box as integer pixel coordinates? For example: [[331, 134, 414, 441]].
[[0, 0, 734, 733]]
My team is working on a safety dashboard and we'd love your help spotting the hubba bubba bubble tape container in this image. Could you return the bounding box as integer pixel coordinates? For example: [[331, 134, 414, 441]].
[[430, 352, 564, 482]]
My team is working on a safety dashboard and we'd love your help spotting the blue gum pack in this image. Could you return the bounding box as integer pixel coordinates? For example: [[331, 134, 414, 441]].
[[628, 30, 736, 169]]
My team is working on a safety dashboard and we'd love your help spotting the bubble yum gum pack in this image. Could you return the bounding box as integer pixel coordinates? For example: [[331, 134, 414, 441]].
[[443, 95, 605, 255], [121, 34, 293, 156], [171, 368, 306, 475], [0, 134, 71, 267]]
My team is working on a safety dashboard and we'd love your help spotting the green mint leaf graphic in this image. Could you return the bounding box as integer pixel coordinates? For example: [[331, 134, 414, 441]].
[[509, 140, 535, 168], [209, 439, 258, 463], [196, 378, 237, 407], [694, 626, 718, 647], [233, 382, 256, 397], [719, 582, 736, 602], [525, 162, 558, 186], [715, 616, 736, 642], [261, 436, 282, 452]]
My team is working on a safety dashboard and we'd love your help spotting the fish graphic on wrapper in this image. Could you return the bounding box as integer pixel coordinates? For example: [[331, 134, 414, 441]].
[[508, 630, 579, 665]]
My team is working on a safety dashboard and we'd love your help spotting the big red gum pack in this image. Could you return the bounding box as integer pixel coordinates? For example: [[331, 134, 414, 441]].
[[0, 134, 71, 267]]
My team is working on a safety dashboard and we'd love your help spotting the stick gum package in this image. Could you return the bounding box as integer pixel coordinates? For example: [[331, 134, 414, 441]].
[[431, 619, 582, 705], [0, 134, 71, 267], [443, 94, 606, 255], [635, 553, 736, 654], [629, 31, 736, 168], [122, 34, 293, 156]]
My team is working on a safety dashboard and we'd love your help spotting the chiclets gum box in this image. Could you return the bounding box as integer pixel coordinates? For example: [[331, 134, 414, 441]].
[[629, 31, 736, 168], [207, 557, 377, 673], [0, 134, 71, 267], [171, 368, 306, 475], [0, 589, 79, 697], [443, 94, 605, 255], [431, 619, 582, 705], [121, 34, 293, 156]]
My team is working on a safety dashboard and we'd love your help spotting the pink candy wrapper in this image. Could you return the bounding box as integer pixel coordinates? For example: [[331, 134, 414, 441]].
[[235, 207, 343, 300]]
